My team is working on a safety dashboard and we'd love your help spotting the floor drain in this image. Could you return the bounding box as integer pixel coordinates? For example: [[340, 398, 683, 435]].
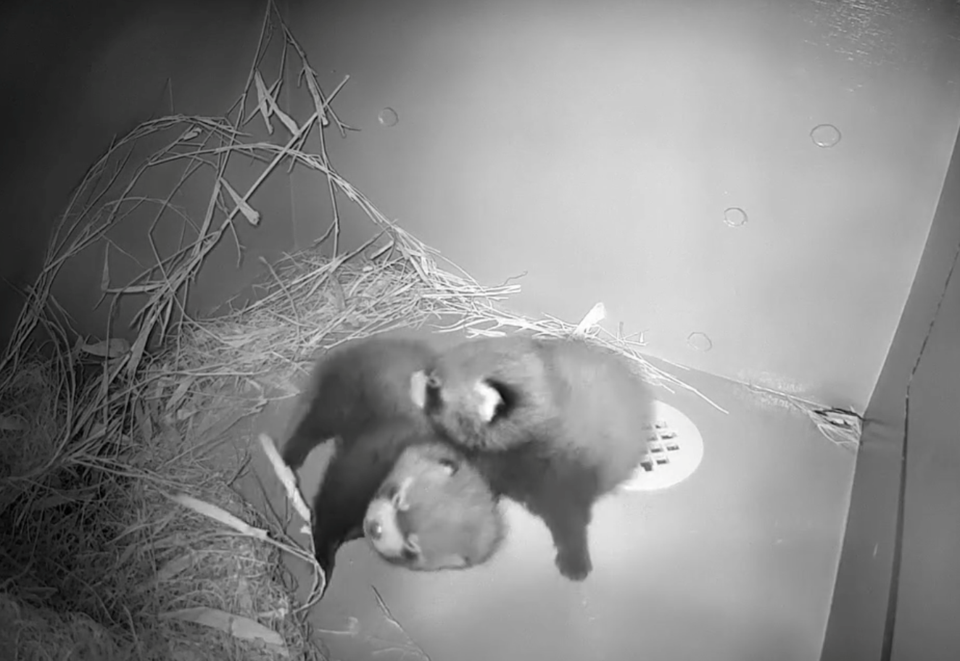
[[623, 400, 704, 492]]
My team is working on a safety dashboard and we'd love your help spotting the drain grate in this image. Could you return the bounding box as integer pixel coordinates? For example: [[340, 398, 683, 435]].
[[623, 400, 704, 492]]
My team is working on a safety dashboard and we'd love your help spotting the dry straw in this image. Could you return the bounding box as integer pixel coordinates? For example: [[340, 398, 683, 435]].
[[0, 2, 727, 660]]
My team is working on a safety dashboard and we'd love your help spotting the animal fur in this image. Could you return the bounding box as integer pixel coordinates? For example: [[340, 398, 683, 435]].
[[281, 334, 437, 470], [420, 334, 653, 581], [280, 334, 439, 583]]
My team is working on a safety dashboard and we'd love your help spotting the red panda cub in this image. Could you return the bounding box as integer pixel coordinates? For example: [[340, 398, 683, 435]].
[[279, 334, 441, 586], [363, 441, 505, 571], [418, 334, 654, 581]]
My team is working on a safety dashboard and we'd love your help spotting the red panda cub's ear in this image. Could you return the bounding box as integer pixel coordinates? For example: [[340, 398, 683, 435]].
[[409, 370, 429, 408], [473, 380, 504, 423], [392, 477, 415, 512], [403, 533, 423, 559]]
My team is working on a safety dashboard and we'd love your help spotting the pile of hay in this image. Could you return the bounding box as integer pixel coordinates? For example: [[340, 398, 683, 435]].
[[0, 4, 723, 661], [0, 313, 315, 660]]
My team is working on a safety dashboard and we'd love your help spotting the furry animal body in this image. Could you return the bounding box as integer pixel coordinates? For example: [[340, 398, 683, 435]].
[[420, 334, 654, 580], [281, 334, 437, 470], [280, 334, 440, 583], [364, 441, 504, 571]]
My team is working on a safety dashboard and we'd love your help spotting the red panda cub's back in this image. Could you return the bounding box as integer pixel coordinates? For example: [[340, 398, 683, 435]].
[[419, 334, 653, 580], [363, 442, 505, 572], [281, 333, 437, 470]]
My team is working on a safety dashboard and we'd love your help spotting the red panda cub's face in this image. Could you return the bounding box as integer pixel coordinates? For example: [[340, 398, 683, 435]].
[[363, 478, 424, 566], [363, 442, 504, 572]]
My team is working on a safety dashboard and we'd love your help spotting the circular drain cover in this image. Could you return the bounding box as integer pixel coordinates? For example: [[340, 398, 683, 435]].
[[623, 400, 704, 492]]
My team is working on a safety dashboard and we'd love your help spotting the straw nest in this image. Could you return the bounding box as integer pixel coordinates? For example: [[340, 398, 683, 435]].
[[0, 4, 736, 661]]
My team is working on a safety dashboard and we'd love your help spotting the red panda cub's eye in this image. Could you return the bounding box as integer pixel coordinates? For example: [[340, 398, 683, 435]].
[[437, 457, 459, 475], [382, 483, 399, 501]]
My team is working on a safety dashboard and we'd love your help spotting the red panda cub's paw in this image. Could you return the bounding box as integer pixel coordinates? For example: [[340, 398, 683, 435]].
[[555, 547, 593, 581]]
